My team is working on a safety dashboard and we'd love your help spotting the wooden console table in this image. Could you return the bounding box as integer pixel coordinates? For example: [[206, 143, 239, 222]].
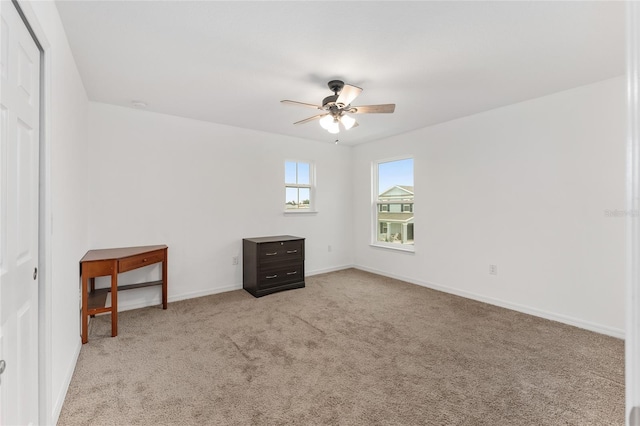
[[80, 245, 168, 344]]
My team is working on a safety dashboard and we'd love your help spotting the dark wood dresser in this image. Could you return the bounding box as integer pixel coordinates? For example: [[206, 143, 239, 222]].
[[242, 235, 305, 297]]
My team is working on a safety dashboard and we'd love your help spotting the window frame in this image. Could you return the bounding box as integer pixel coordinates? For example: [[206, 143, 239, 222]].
[[371, 156, 415, 252], [284, 159, 316, 214]]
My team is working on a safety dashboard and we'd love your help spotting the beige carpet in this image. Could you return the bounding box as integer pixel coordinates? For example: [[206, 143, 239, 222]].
[[58, 269, 624, 425]]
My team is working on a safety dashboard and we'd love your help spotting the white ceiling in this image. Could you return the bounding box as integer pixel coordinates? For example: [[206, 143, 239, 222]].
[[55, 1, 625, 146]]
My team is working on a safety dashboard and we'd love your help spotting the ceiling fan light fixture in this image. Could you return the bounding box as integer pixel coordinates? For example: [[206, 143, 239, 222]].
[[319, 114, 333, 130], [341, 113, 355, 130], [327, 119, 340, 134]]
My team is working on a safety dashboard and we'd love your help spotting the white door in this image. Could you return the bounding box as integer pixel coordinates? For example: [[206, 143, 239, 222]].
[[0, 1, 41, 425]]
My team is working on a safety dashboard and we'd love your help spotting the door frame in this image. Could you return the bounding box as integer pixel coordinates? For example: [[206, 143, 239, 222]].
[[627, 3, 640, 425], [10, 1, 51, 424]]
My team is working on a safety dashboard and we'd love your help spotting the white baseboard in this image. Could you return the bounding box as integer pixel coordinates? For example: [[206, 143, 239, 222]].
[[114, 283, 244, 312], [114, 266, 354, 312], [354, 265, 625, 339], [307, 264, 355, 276], [167, 283, 244, 303], [51, 337, 81, 425], [97, 264, 624, 339]]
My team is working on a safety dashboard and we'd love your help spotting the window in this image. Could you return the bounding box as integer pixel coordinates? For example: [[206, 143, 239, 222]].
[[285, 160, 314, 211], [374, 157, 414, 250]]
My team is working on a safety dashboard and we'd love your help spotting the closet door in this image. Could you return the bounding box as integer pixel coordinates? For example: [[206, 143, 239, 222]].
[[0, 1, 41, 424]]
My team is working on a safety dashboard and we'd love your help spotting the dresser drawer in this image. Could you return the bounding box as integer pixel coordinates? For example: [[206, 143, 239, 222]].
[[258, 240, 303, 263], [258, 264, 304, 290], [119, 250, 165, 273]]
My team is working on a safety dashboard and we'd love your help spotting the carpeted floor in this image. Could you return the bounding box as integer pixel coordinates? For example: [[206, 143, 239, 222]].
[[57, 269, 624, 425]]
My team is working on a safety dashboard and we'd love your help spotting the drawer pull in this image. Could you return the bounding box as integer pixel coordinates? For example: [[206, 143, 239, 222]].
[[143, 258, 147, 262], [266, 274, 278, 279], [286, 271, 297, 275], [286, 250, 298, 254], [265, 252, 278, 256]]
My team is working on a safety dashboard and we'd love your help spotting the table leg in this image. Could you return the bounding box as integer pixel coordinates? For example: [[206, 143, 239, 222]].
[[89, 277, 96, 318], [111, 263, 118, 337], [162, 248, 168, 309], [81, 271, 89, 344]]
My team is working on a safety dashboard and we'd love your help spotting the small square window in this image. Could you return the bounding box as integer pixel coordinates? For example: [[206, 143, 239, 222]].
[[285, 161, 314, 211]]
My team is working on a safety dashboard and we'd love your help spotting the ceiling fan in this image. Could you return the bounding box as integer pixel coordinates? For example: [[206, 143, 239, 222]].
[[281, 80, 395, 134]]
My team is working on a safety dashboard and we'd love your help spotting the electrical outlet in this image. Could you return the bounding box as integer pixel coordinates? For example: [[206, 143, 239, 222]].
[[232, 256, 239, 265], [489, 264, 498, 275]]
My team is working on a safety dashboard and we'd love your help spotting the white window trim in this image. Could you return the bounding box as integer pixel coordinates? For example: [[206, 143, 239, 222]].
[[371, 156, 415, 252], [369, 242, 416, 253], [284, 159, 317, 213], [283, 210, 318, 216]]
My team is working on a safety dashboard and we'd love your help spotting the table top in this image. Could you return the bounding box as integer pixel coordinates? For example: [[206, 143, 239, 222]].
[[243, 235, 303, 244], [80, 245, 167, 263]]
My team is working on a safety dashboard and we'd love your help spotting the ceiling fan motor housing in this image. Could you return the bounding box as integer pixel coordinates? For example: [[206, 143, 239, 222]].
[[327, 79, 345, 94], [322, 94, 340, 108], [324, 81, 347, 115]]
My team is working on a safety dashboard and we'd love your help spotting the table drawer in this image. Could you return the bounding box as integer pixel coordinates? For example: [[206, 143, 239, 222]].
[[83, 260, 115, 278], [258, 240, 303, 263], [119, 250, 165, 273]]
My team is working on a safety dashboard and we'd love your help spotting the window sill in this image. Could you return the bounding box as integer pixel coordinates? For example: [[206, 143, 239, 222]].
[[370, 243, 415, 253], [283, 210, 318, 216]]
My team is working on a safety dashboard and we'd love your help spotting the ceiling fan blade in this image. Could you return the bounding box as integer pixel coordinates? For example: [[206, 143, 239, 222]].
[[281, 100, 323, 110], [350, 104, 396, 114], [294, 113, 328, 125], [336, 84, 362, 106]]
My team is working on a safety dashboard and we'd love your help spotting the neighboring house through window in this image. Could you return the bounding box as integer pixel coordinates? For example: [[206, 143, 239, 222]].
[[374, 158, 414, 249], [285, 160, 314, 211]]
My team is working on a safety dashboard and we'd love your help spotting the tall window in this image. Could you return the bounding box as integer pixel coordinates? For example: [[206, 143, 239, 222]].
[[285, 160, 314, 210], [374, 158, 414, 249]]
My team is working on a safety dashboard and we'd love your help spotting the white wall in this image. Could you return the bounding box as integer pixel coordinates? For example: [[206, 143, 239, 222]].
[[22, 1, 89, 424], [353, 77, 626, 337], [87, 102, 353, 309]]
